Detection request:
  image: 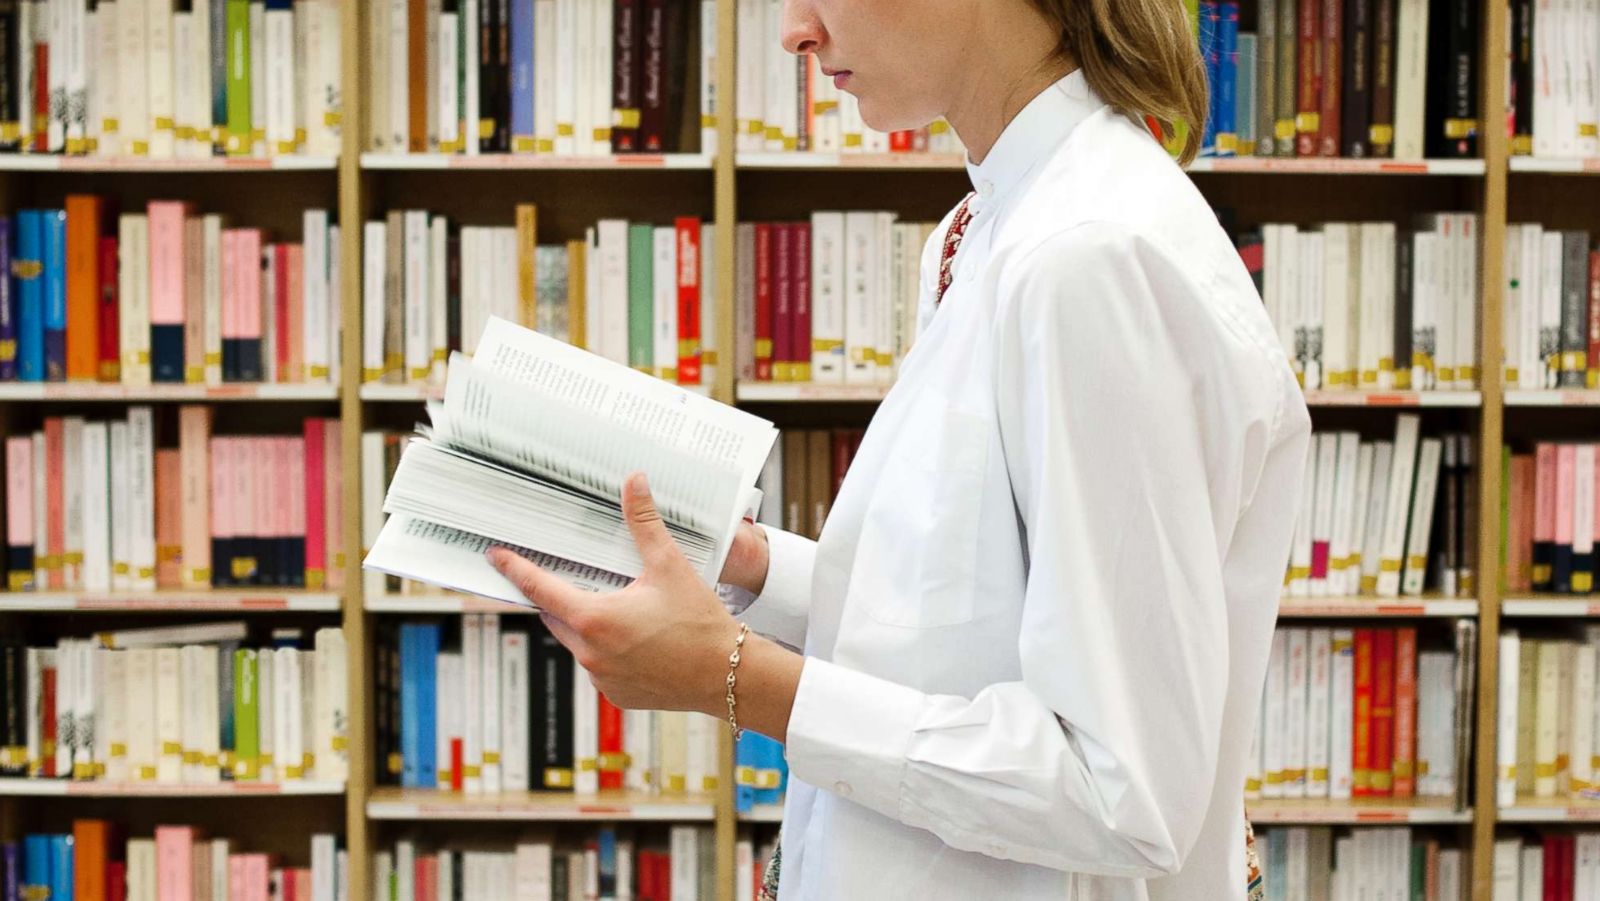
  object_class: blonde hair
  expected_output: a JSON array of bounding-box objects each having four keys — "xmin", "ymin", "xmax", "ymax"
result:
[{"xmin": 1029, "ymin": 0, "xmax": 1209, "ymax": 164}]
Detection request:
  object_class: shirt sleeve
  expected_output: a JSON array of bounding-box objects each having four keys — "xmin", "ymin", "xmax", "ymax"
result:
[
  {"xmin": 784, "ymin": 223, "xmax": 1275, "ymax": 878},
  {"xmin": 730, "ymin": 526, "xmax": 816, "ymax": 651}
]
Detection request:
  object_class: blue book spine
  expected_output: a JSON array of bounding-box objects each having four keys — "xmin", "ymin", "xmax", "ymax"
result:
[
  {"xmin": 219, "ymin": 642, "xmax": 238, "ymax": 780},
  {"xmin": 20, "ymin": 837, "xmax": 48, "ymax": 901},
  {"xmin": 1216, "ymin": 2, "xmax": 1239, "ymax": 156},
  {"xmin": 13, "ymin": 211, "xmax": 43, "ymax": 383},
  {"xmin": 41, "ymin": 211, "xmax": 65, "ymax": 382},
  {"xmin": 416, "ymin": 624, "xmax": 438, "ymax": 787},
  {"xmin": 49, "ymin": 836, "xmax": 71, "ymax": 901},
  {"xmin": 509, "ymin": 0, "xmax": 535, "ymax": 149},
  {"xmin": 756, "ymin": 734, "xmax": 785, "ymax": 805},
  {"xmin": 1199, "ymin": 1, "xmax": 1219, "ymax": 156},
  {"xmin": 399, "ymin": 624, "xmax": 421, "ymax": 787},
  {"xmin": 597, "ymin": 828, "xmax": 616, "ymax": 897},
  {"xmin": 2, "ymin": 842, "xmax": 18, "ymax": 901},
  {"xmin": 0, "ymin": 218, "xmax": 13, "ymax": 382},
  {"xmin": 734, "ymin": 732, "xmax": 756, "ymax": 813}
]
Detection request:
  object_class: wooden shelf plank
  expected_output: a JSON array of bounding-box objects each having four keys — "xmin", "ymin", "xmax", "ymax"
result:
[
  {"xmin": 737, "ymin": 151, "xmax": 967, "ymax": 170},
  {"xmin": 0, "ymin": 383, "xmax": 339, "ymax": 401},
  {"xmin": 0, "ymin": 155, "xmax": 338, "ymax": 172},
  {"xmin": 1302, "ymin": 390, "xmax": 1482, "ymax": 408},
  {"xmin": 734, "ymin": 383, "xmax": 1483, "ymax": 407},
  {"xmin": 735, "ymin": 382, "xmax": 891, "ymax": 402},
  {"xmin": 366, "ymin": 787, "xmax": 716, "ymax": 821},
  {"xmin": 1187, "ymin": 158, "xmax": 1486, "ymax": 175},
  {"xmin": 1246, "ymin": 797, "xmax": 1470, "ymax": 824},
  {"xmin": 1501, "ymin": 596, "xmax": 1600, "ymax": 617},
  {"xmin": 359, "ymin": 383, "xmax": 445, "ymax": 402},
  {"xmin": 1498, "ymin": 798, "xmax": 1600, "ymax": 822},
  {"xmin": 0, "ymin": 779, "xmax": 346, "ymax": 797},
  {"xmin": 0, "ymin": 590, "xmax": 342, "ymax": 612},
  {"xmin": 360, "ymin": 153, "xmax": 715, "ymax": 170},
  {"xmin": 1504, "ymin": 389, "xmax": 1600, "ymax": 407},
  {"xmin": 365, "ymin": 594, "xmax": 535, "ymax": 615},
  {"xmin": 1277, "ymin": 598, "xmax": 1478, "ymax": 618},
  {"xmin": 1509, "ymin": 157, "xmax": 1600, "ymax": 174},
  {"xmin": 736, "ymin": 804, "xmax": 785, "ymax": 823}
]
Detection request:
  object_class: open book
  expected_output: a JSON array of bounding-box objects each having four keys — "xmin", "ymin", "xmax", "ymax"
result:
[{"xmin": 362, "ymin": 316, "xmax": 777, "ymax": 607}]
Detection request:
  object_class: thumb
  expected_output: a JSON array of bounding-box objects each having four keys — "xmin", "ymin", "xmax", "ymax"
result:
[
  {"xmin": 487, "ymin": 547, "xmax": 594, "ymax": 625},
  {"xmin": 622, "ymin": 472, "xmax": 682, "ymax": 575}
]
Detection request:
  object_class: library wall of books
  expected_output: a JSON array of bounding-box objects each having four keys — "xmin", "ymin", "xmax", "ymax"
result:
[{"xmin": 1, "ymin": 0, "xmax": 1599, "ymax": 897}]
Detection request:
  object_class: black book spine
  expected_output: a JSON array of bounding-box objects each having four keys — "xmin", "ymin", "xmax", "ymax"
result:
[
  {"xmin": 639, "ymin": 0, "xmax": 665, "ymax": 152},
  {"xmin": 0, "ymin": 0, "xmax": 17, "ymax": 150},
  {"xmin": 1393, "ymin": 231, "xmax": 1414, "ymax": 389},
  {"xmin": 1342, "ymin": 0, "xmax": 1372, "ymax": 156},
  {"xmin": 1, "ymin": 643, "xmax": 17, "ymax": 776},
  {"xmin": 533, "ymin": 627, "xmax": 574, "ymax": 790},
  {"xmin": 446, "ymin": 231, "xmax": 461, "ymax": 354},
  {"xmin": 492, "ymin": 0, "xmax": 510, "ymax": 152},
  {"xmin": 1511, "ymin": 0, "xmax": 1533, "ymax": 153},
  {"xmin": 1443, "ymin": 0, "xmax": 1477, "ymax": 157},
  {"xmin": 611, "ymin": 0, "xmax": 640, "ymax": 153},
  {"xmin": 478, "ymin": 0, "xmax": 496, "ymax": 153},
  {"xmin": 1437, "ymin": 433, "xmax": 1460, "ymax": 595},
  {"xmin": 663, "ymin": 0, "xmax": 688, "ymax": 152}
]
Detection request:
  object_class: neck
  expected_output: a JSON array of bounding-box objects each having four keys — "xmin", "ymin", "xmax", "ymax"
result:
[{"xmin": 948, "ymin": 56, "xmax": 1077, "ymax": 165}]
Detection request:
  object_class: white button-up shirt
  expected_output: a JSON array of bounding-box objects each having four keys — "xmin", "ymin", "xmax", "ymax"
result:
[{"xmin": 738, "ymin": 70, "xmax": 1310, "ymax": 900}]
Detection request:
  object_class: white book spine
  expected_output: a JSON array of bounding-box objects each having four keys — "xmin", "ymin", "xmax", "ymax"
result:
[
  {"xmin": 62, "ymin": 417, "xmax": 84, "ymax": 588},
  {"xmin": 570, "ymin": 0, "xmax": 593, "ymax": 156},
  {"xmin": 80, "ymin": 422, "xmax": 110, "ymax": 591},
  {"xmin": 328, "ymin": 224, "xmax": 343, "ymax": 379},
  {"xmin": 23, "ymin": 651, "xmax": 42, "ymax": 776},
  {"xmin": 653, "ymin": 226, "xmax": 678, "ymax": 381},
  {"xmin": 735, "ymin": 0, "xmax": 764, "ymax": 152},
  {"xmin": 362, "ymin": 221, "xmax": 387, "ymax": 381},
  {"xmin": 1409, "ymin": 231, "xmax": 1436, "ymax": 390},
  {"xmin": 625, "ymin": 707, "xmax": 655, "ymax": 792},
  {"xmin": 119, "ymin": 215, "xmax": 152, "ymax": 384},
  {"xmin": 1393, "ymin": 0, "xmax": 1429, "ymax": 158},
  {"xmin": 1289, "ymin": 441, "xmax": 1315, "ymax": 596},
  {"xmin": 1309, "ymin": 433, "xmax": 1338, "ymax": 596},
  {"xmin": 403, "ymin": 210, "xmax": 431, "ymax": 381},
  {"xmin": 700, "ymin": 223, "xmax": 718, "ymax": 390},
  {"xmin": 1520, "ymin": 224, "xmax": 1545, "ymax": 389},
  {"xmin": 1329, "ymin": 629, "xmax": 1355, "ymax": 800},
  {"xmin": 312, "ymin": 834, "xmax": 337, "ymax": 901},
  {"xmin": 304, "ymin": 210, "xmax": 331, "ymax": 382},
  {"xmin": 810, "ymin": 212, "xmax": 846, "ymax": 383},
  {"xmin": 532, "ymin": 0, "xmax": 556, "ymax": 152},
  {"xmin": 590, "ymin": 0, "xmax": 611, "ymax": 155},
  {"xmin": 1305, "ymin": 628, "xmax": 1332, "ymax": 798},
  {"xmin": 1498, "ymin": 630, "xmax": 1522, "ymax": 807},
  {"xmin": 197, "ymin": 647, "xmax": 219, "ymax": 783},
  {"xmin": 1299, "ymin": 232, "xmax": 1325, "ymax": 390},
  {"xmin": 1504, "ymin": 227, "xmax": 1523, "ymax": 386},
  {"xmin": 313, "ymin": 628, "xmax": 347, "ymax": 782},
  {"xmin": 1376, "ymin": 415, "xmax": 1422, "ymax": 597},
  {"xmin": 178, "ymin": 646, "xmax": 200, "ymax": 782},
  {"xmin": 387, "ymin": 0, "xmax": 406, "ymax": 150},
  {"xmin": 368, "ymin": 0, "xmax": 388, "ymax": 150},
  {"xmin": 1537, "ymin": 639, "xmax": 1561, "ymax": 797},
  {"xmin": 300, "ymin": 649, "xmax": 317, "ymax": 778},
  {"xmin": 257, "ymin": 647, "xmax": 277, "ymax": 782},
  {"xmin": 700, "ymin": 0, "xmax": 717, "ymax": 154},
  {"xmin": 128, "ymin": 406, "xmax": 157, "ymax": 589},
  {"xmin": 30, "ymin": 432, "xmax": 44, "ymax": 589},
  {"xmin": 45, "ymin": 0, "xmax": 64, "ymax": 151},
  {"xmin": 281, "ymin": 647, "xmax": 307, "ymax": 778},
  {"xmin": 145, "ymin": 0, "xmax": 175, "ymax": 156},
  {"xmin": 1262, "ymin": 629, "xmax": 1288, "ymax": 798},
  {"xmin": 436, "ymin": 650, "xmax": 463, "ymax": 788},
  {"xmin": 597, "ymin": 220, "xmax": 630, "ymax": 365},
  {"xmin": 1541, "ymin": 231, "xmax": 1564, "ymax": 387},
  {"xmin": 874, "ymin": 212, "xmax": 897, "ymax": 384},
  {"xmin": 430, "ymin": 216, "xmax": 448, "ymax": 383},
  {"xmin": 500, "ymin": 631, "xmax": 530, "ymax": 792},
  {"xmin": 1572, "ymin": 639, "xmax": 1597, "ymax": 796},
  {"xmin": 99, "ymin": 649, "xmax": 127, "ymax": 782},
  {"xmin": 153, "ymin": 647, "xmax": 182, "ymax": 781},
  {"xmin": 670, "ymin": 827, "xmax": 698, "ymax": 900},
  {"xmin": 56, "ymin": 642, "xmax": 77, "ymax": 777},
  {"xmin": 203, "ymin": 216, "xmax": 224, "ymax": 384},
  {"xmin": 688, "ymin": 712, "xmax": 716, "ymax": 793},
  {"xmin": 1343, "ymin": 443, "xmax": 1374, "ymax": 596},
  {"xmin": 170, "ymin": 7, "xmax": 195, "ymax": 158},
  {"xmin": 574, "ymin": 658, "xmax": 599, "ymax": 793},
  {"xmin": 843, "ymin": 211, "xmax": 877, "ymax": 385},
  {"xmin": 318, "ymin": 0, "xmax": 341, "ymax": 155},
  {"xmin": 480, "ymin": 613, "xmax": 502, "ymax": 793},
  {"xmin": 1283, "ymin": 628, "xmax": 1309, "ymax": 798},
  {"xmin": 1453, "ymin": 214, "xmax": 1478, "ymax": 387},
  {"xmin": 1399, "ymin": 437, "xmax": 1443, "ymax": 596},
  {"xmin": 362, "ymin": 431, "xmax": 387, "ymax": 598},
  {"xmin": 425, "ymin": 0, "xmax": 440, "ymax": 152},
  {"xmin": 553, "ymin": 0, "xmax": 576, "ymax": 154},
  {"xmin": 1320, "ymin": 224, "xmax": 1351, "ymax": 387}
]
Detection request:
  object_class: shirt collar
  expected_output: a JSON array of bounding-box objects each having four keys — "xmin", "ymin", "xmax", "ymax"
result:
[{"xmin": 963, "ymin": 69, "xmax": 1103, "ymax": 208}]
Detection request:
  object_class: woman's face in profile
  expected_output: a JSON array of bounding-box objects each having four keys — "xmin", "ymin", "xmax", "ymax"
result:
[{"xmin": 779, "ymin": 0, "xmax": 967, "ymax": 133}]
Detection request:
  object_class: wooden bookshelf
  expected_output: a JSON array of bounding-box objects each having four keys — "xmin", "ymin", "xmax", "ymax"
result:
[
  {"xmin": 1498, "ymin": 798, "xmax": 1600, "ymax": 822},
  {"xmin": 366, "ymin": 787, "xmax": 717, "ymax": 822},
  {"xmin": 1508, "ymin": 157, "xmax": 1600, "ymax": 174},
  {"xmin": 737, "ymin": 151, "xmax": 968, "ymax": 171},
  {"xmin": 1275, "ymin": 597, "xmax": 1479, "ymax": 618},
  {"xmin": 1500, "ymin": 596, "xmax": 1600, "ymax": 618},
  {"xmin": 1186, "ymin": 157, "xmax": 1487, "ymax": 176},
  {"xmin": 1503, "ymin": 389, "xmax": 1600, "ymax": 406},
  {"xmin": 1246, "ymin": 797, "xmax": 1473, "ymax": 825},
  {"xmin": 0, "ymin": 383, "xmax": 340, "ymax": 402},
  {"xmin": 361, "ymin": 152, "xmax": 716, "ymax": 170},
  {"xmin": 0, "ymin": 589, "xmax": 342, "ymax": 612},
  {"xmin": 0, "ymin": 779, "xmax": 347, "ymax": 797},
  {"xmin": 0, "ymin": 155, "xmax": 339, "ymax": 173}
]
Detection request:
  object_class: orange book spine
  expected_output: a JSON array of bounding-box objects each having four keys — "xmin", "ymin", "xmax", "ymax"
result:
[
  {"xmin": 155, "ymin": 449, "xmax": 183, "ymax": 588},
  {"xmin": 286, "ymin": 244, "xmax": 304, "ymax": 383},
  {"xmin": 1391, "ymin": 627, "xmax": 1418, "ymax": 797},
  {"xmin": 179, "ymin": 405, "xmax": 213, "ymax": 588},
  {"xmin": 65, "ymin": 195, "xmax": 103, "ymax": 381},
  {"xmin": 72, "ymin": 819, "xmax": 110, "ymax": 901},
  {"xmin": 408, "ymin": 0, "xmax": 427, "ymax": 152},
  {"xmin": 1369, "ymin": 628, "xmax": 1397, "ymax": 796},
  {"xmin": 1352, "ymin": 628, "xmax": 1374, "ymax": 796},
  {"xmin": 323, "ymin": 418, "xmax": 343, "ymax": 590},
  {"xmin": 44, "ymin": 418, "xmax": 65, "ymax": 589},
  {"xmin": 184, "ymin": 217, "xmax": 206, "ymax": 383}
]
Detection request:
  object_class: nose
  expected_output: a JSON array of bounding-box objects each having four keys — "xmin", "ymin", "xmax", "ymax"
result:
[{"xmin": 781, "ymin": 0, "xmax": 825, "ymax": 55}]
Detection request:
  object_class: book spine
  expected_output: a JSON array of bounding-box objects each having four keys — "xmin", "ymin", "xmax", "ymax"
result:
[
  {"xmin": 1352, "ymin": 628, "xmax": 1374, "ymax": 796},
  {"xmin": 1295, "ymin": 0, "xmax": 1319, "ymax": 155},
  {"xmin": 674, "ymin": 218, "xmax": 702, "ymax": 385},
  {"xmin": 42, "ymin": 209, "xmax": 65, "ymax": 380},
  {"xmin": 64, "ymin": 195, "xmax": 101, "ymax": 381},
  {"xmin": 639, "ymin": 0, "xmax": 664, "ymax": 151},
  {"xmin": 147, "ymin": 201, "xmax": 190, "ymax": 382},
  {"xmin": 14, "ymin": 211, "xmax": 42, "ymax": 382},
  {"xmin": 753, "ymin": 223, "xmax": 772, "ymax": 380},
  {"xmin": 1341, "ymin": 0, "xmax": 1371, "ymax": 156},
  {"xmin": 792, "ymin": 221, "xmax": 812, "ymax": 384}
]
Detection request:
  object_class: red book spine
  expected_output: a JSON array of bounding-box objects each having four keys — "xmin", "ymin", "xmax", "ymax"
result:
[
  {"xmin": 793, "ymin": 222, "xmax": 812, "ymax": 383},
  {"xmin": 97, "ymin": 236, "xmax": 119, "ymax": 382},
  {"xmin": 675, "ymin": 218, "xmax": 702, "ymax": 386},
  {"xmin": 1296, "ymin": 0, "xmax": 1322, "ymax": 156},
  {"xmin": 107, "ymin": 862, "xmax": 127, "ymax": 901},
  {"xmin": 753, "ymin": 224, "xmax": 773, "ymax": 381},
  {"xmin": 1352, "ymin": 628, "xmax": 1374, "ymax": 796},
  {"xmin": 598, "ymin": 694, "xmax": 624, "ymax": 790},
  {"xmin": 1319, "ymin": 0, "xmax": 1343, "ymax": 156},
  {"xmin": 450, "ymin": 737, "xmax": 464, "ymax": 792},
  {"xmin": 303, "ymin": 419, "xmax": 326, "ymax": 589},
  {"xmin": 31, "ymin": 50, "xmax": 46, "ymax": 153},
  {"xmin": 1544, "ymin": 835, "xmax": 1558, "ymax": 901},
  {"xmin": 1561, "ymin": 835, "xmax": 1576, "ymax": 900},
  {"xmin": 274, "ymin": 244, "xmax": 291, "ymax": 382},
  {"xmin": 772, "ymin": 224, "xmax": 793, "ymax": 382},
  {"xmin": 890, "ymin": 130, "xmax": 913, "ymax": 152},
  {"xmin": 1369, "ymin": 628, "xmax": 1396, "ymax": 796},
  {"xmin": 1588, "ymin": 250, "xmax": 1600, "ymax": 388},
  {"xmin": 1391, "ymin": 627, "xmax": 1418, "ymax": 797}
]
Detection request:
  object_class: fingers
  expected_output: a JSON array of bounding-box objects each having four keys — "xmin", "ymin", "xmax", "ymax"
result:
[
  {"xmin": 487, "ymin": 548, "xmax": 593, "ymax": 624},
  {"xmin": 622, "ymin": 472, "xmax": 684, "ymax": 575}
]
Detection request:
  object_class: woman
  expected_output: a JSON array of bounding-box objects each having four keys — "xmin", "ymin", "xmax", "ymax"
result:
[{"xmin": 488, "ymin": 0, "xmax": 1311, "ymax": 897}]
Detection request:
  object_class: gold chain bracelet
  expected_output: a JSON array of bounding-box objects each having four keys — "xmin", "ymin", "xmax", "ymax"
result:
[{"xmin": 726, "ymin": 623, "xmax": 751, "ymax": 740}]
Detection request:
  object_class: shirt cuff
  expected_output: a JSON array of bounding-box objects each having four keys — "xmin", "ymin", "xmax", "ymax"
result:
[
  {"xmin": 785, "ymin": 657, "xmax": 927, "ymax": 822},
  {"xmin": 756, "ymin": 526, "xmax": 815, "ymax": 620}
]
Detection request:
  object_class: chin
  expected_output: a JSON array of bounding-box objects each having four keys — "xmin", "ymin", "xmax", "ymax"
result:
[{"xmin": 855, "ymin": 95, "xmax": 936, "ymax": 135}]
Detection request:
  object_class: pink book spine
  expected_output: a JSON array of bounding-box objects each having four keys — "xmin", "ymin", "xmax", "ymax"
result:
[
  {"xmin": 254, "ymin": 437, "xmax": 275, "ymax": 584},
  {"xmin": 287, "ymin": 435, "xmax": 306, "ymax": 589},
  {"xmin": 7, "ymin": 436, "xmax": 34, "ymax": 569},
  {"xmin": 234, "ymin": 437, "xmax": 255, "ymax": 584},
  {"xmin": 245, "ymin": 854, "xmax": 271, "ymax": 901},
  {"xmin": 323, "ymin": 418, "xmax": 342, "ymax": 590},
  {"xmin": 155, "ymin": 825, "xmax": 195, "ymax": 901},
  {"xmin": 221, "ymin": 232, "xmax": 237, "ymax": 370},
  {"xmin": 286, "ymin": 245, "xmax": 304, "ymax": 383},
  {"xmin": 273, "ymin": 245, "xmax": 290, "ymax": 382},
  {"xmin": 793, "ymin": 221, "xmax": 812, "ymax": 383},
  {"xmin": 1535, "ymin": 443, "xmax": 1558, "ymax": 545},
  {"xmin": 292, "ymin": 868, "xmax": 311, "ymax": 901},
  {"xmin": 229, "ymin": 856, "xmax": 247, "ymax": 900},
  {"xmin": 210, "ymin": 436, "xmax": 230, "ymax": 586},
  {"xmin": 147, "ymin": 202, "xmax": 189, "ymax": 330},
  {"xmin": 302, "ymin": 421, "xmax": 326, "ymax": 589},
  {"xmin": 179, "ymin": 405, "xmax": 213, "ymax": 588},
  {"xmin": 238, "ymin": 230, "xmax": 264, "ymax": 346},
  {"xmin": 1559, "ymin": 444, "xmax": 1577, "ymax": 550}
]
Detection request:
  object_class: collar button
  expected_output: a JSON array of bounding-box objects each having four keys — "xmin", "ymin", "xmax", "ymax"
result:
[{"xmin": 978, "ymin": 179, "xmax": 995, "ymax": 198}]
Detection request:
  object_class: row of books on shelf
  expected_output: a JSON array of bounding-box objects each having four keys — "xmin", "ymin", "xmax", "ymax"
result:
[
  {"xmin": 1503, "ymin": 444, "xmax": 1600, "ymax": 596},
  {"xmin": 367, "ymin": 0, "xmax": 713, "ymax": 158},
  {"xmin": 751, "ymin": 429, "xmax": 863, "ymax": 542},
  {"xmin": 1496, "ymin": 630, "xmax": 1600, "ymax": 805},
  {"xmin": 734, "ymin": 216, "xmax": 934, "ymax": 386},
  {"xmin": 0, "ymin": 625, "xmax": 348, "ymax": 785},
  {"xmin": 1286, "ymin": 422, "xmax": 1473, "ymax": 601},
  {"xmin": 376, "ymin": 617, "xmax": 719, "ymax": 796},
  {"xmin": 1492, "ymin": 832, "xmax": 1600, "ymax": 900},
  {"xmin": 1193, "ymin": 0, "xmax": 1477, "ymax": 160},
  {"xmin": 735, "ymin": 0, "xmax": 962, "ymax": 156},
  {"xmin": 360, "ymin": 211, "xmax": 718, "ymax": 389},
  {"xmin": 375, "ymin": 827, "xmax": 712, "ymax": 901},
  {"xmin": 1241, "ymin": 216, "xmax": 1480, "ymax": 394},
  {"xmin": 1249, "ymin": 623, "xmax": 1475, "ymax": 804},
  {"xmin": 5, "ymin": 827, "xmax": 344, "ymax": 901},
  {"xmin": 2, "ymin": 411, "xmax": 345, "ymax": 593},
  {"xmin": 4, "ymin": 203, "xmax": 340, "ymax": 386},
  {"xmin": 0, "ymin": 0, "xmax": 342, "ymax": 159},
  {"xmin": 1502, "ymin": 225, "xmax": 1600, "ymax": 392},
  {"xmin": 1509, "ymin": 0, "xmax": 1600, "ymax": 160},
  {"xmin": 1256, "ymin": 827, "xmax": 1465, "ymax": 901}
]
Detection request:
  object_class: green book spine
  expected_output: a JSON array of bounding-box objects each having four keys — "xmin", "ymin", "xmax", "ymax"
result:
[
  {"xmin": 627, "ymin": 224, "xmax": 654, "ymax": 372},
  {"xmin": 1409, "ymin": 842, "xmax": 1424, "ymax": 900},
  {"xmin": 233, "ymin": 648, "xmax": 260, "ymax": 779},
  {"xmin": 225, "ymin": 0, "xmax": 252, "ymax": 155}
]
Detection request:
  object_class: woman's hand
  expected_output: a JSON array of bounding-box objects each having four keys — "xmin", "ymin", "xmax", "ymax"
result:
[
  {"xmin": 720, "ymin": 518, "xmax": 771, "ymax": 597},
  {"xmin": 486, "ymin": 472, "xmax": 742, "ymax": 715}
]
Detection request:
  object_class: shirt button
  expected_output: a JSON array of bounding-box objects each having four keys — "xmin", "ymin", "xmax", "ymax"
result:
[
  {"xmin": 978, "ymin": 179, "xmax": 995, "ymax": 198},
  {"xmin": 833, "ymin": 780, "xmax": 853, "ymax": 798}
]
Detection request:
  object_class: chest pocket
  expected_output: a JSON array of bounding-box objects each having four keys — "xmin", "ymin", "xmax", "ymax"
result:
[{"xmin": 853, "ymin": 394, "xmax": 990, "ymax": 628}]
